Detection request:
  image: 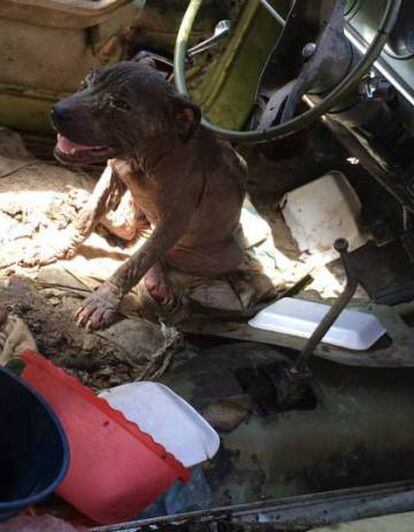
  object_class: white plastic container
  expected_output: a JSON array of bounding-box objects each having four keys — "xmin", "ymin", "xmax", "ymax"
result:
[
  {"xmin": 281, "ymin": 171, "xmax": 367, "ymax": 261},
  {"xmin": 99, "ymin": 382, "xmax": 220, "ymax": 467},
  {"xmin": 249, "ymin": 297, "xmax": 386, "ymax": 351}
]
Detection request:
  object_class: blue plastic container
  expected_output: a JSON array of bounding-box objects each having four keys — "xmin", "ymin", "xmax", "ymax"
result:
[{"xmin": 0, "ymin": 366, "xmax": 69, "ymax": 521}]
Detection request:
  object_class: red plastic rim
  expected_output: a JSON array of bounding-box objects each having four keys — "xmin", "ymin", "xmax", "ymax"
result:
[{"xmin": 22, "ymin": 351, "xmax": 190, "ymax": 482}]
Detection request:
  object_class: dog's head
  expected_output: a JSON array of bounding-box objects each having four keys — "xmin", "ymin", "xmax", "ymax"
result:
[{"xmin": 52, "ymin": 61, "xmax": 201, "ymax": 165}]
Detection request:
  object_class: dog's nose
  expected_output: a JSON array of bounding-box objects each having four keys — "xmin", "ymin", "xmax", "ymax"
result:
[{"xmin": 51, "ymin": 103, "xmax": 71, "ymax": 126}]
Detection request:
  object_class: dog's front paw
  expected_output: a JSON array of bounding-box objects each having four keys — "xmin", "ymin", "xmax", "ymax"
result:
[
  {"xmin": 20, "ymin": 227, "xmax": 80, "ymax": 267},
  {"xmin": 75, "ymin": 282, "xmax": 122, "ymax": 330},
  {"xmin": 20, "ymin": 244, "xmax": 59, "ymax": 267}
]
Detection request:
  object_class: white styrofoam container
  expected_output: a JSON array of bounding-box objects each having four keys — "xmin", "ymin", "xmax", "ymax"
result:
[
  {"xmin": 99, "ymin": 382, "xmax": 220, "ymax": 467},
  {"xmin": 248, "ymin": 297, "xmax": 386, "ymax": 351}
]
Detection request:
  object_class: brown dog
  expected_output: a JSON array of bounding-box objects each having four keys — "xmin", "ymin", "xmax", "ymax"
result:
[{"xmin": 33, "ymin": 62, "xmax": 247, "ymax": 329}]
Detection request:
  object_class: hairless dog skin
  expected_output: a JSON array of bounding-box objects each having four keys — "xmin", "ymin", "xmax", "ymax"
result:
[{"xmin": 34, "ymin": 62, "xmax": 247, "ymax": 330}]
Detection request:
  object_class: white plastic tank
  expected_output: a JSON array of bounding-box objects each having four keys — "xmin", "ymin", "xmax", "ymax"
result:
[{"xmin": 281, "ymin": 171, "xmax": 367, "ymax": 262}]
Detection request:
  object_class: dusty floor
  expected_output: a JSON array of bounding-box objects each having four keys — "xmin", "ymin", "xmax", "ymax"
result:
[{"xmin": 0, "ymin": 274, "xmax": 188, "ymax": 390}]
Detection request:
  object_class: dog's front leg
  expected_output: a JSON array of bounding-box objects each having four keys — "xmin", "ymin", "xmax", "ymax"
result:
[
  {"xmin": 22, "ymin": 164, "xmax": 122, "ymax": 266},
  {"xmin": 67, "ymin": 165, "xmax": 123, "ymax": 253},
  {"xmin": 75, "ymin": 213, "xmax": 191, "ymax": 330}
]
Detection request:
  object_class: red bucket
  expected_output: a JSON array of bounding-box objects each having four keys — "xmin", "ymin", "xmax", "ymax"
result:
[{"xmin": 22, "ymin": 352, "xmax": 189, "ymax": 525}]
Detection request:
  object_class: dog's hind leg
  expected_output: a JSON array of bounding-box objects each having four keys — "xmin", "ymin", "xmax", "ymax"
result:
[
  {"xmin": 166, "ymin": 239, "xmax": 244, "ymax": 276},
  {"xmin": 144, "ymin": 260, "xmax": 175, "ymax": 306}
]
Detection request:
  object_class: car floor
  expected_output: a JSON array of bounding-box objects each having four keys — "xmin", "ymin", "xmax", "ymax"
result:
[{"xmin": 1, "ymin": 126, "xmax": 414, "ymax": 527}]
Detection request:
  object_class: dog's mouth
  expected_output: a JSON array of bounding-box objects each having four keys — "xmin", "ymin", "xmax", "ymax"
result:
[{"xmin": 54, "ymin": 134, "xmax": 116, "ymax": 165}]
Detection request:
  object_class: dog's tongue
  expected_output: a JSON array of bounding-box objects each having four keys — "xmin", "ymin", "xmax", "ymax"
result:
[{"xmin": 57, "ymin": 134, "xmax": 97, "ymax": 154}]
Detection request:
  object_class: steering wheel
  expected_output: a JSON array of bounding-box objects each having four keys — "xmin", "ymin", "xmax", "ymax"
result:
[{"xmin": 174, "ymin": 0, "xmax": 402, "ymax": 143}]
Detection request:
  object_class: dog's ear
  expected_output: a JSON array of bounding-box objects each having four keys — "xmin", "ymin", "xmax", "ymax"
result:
[
  {"xmin": 172, "ymin": 95, "xmax": 201, "ymax": 141},
  {"xmin": 133, "ymin": 51, "xmax": 157, "ymax": 70}
]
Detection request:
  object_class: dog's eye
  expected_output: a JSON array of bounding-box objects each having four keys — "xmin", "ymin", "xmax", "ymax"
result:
[
  {"xmin": 79, "ymin": 79, "xmax": 89, "ymax": 90},
  {"xmin": 108, "ymin": 95, "xmax": 131, "ymax": 111},
  {"xmin": 80, "ymin": 69, "xmax": 96, "ymax": 90}
]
